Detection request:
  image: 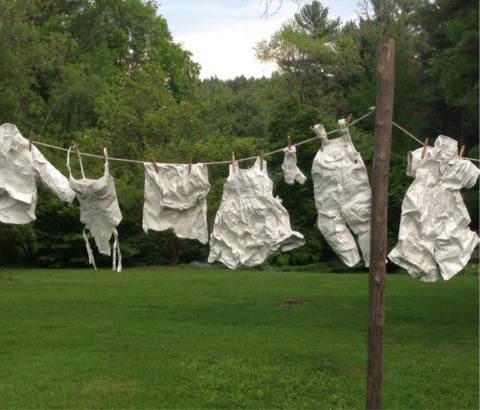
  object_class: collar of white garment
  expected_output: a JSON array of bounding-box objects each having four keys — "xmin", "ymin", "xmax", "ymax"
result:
[
  {"xmin": 431, "ymin": 135, "xmax": 458, "ymax": 165},
  {"xmin": 0, "ymin": 123, "xmax": 23, "ymax": 154}
]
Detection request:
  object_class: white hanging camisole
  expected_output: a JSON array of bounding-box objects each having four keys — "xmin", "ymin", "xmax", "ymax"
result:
[{"xmin": 67, "ymin": 147, "xmax": 123, "ymax": 272}]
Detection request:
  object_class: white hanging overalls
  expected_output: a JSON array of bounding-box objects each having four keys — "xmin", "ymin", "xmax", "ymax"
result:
[
  {"xmin": 311, "ymin": 120, "xmax": 371, "ymax": 267},
  {"xmin": 67, "ymin": 147, "xmax": 123, "ymax": 272}
]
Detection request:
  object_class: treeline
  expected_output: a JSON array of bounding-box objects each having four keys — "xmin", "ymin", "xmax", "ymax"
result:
[{"xmin": 0, "ymin": 0, "xmax": 477, "ymax": 268}]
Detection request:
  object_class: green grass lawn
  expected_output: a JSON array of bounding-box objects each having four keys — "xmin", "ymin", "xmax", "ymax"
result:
[{"xmin": 0, "ymin": 267, "xmax": 477, "ymax": 409}]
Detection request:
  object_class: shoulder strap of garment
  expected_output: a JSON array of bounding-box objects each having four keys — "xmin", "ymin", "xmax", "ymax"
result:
[
  {"xmin": 313, "ymin": 124, "xmax": 328, "ymax": 146},
  {"xmin": 229, "ymin": 157, "xmax": 237, "ymax": 175},
  {"xmin": 338, "ymin": 119, "xmax": 353, "ymax": 144},
  {"xmin": 257, "ymin": 156, "xmax": 268, "ymax": 173},
  {"xmin": 103, "ymin": 147, "xmax": 110, "ymax": 175},
  {"xmin": 66, "ymin": 146, "xmax": 86, "ymax": 178},
  {"xmin": 66, "ymin": 146, "xmax": 73, "ymax": 176}
]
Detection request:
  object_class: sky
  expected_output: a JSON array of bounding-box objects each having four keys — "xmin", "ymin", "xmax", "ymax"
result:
[{"xmin": 158, "ymin": 0, "xmax": 358, "ymax": 80}]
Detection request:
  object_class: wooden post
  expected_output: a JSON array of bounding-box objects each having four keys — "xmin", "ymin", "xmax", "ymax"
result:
[{"xmin": 366, "ymin": 38, "xmax": 395, "ymax": 410}]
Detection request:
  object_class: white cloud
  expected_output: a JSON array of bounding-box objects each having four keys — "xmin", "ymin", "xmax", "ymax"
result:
[
  {"xmin": 174, "ymin": 4, "xmax": 299, "ymax": 79},
  {"xmin": 162, "ymin": 0, "xmax": 358, "ymax": 80},
  {"xmin": 177, "ymin": 22, "xmax": 274, "ymax": 79}
]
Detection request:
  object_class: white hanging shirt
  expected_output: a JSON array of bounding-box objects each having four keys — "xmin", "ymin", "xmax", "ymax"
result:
[
  {"xmin": 143, "ymin": 162, "xmax": 210, "ymax": 244},
  {"xmin": 0, "ymin": 123, "xmax": 75, "ymax": 224},
  {"xmin": 208, "ymin": 157, "xmax": 305, "ymax": 269},
  {"xmin": 282, "ymin": 146, "xmax": 307, "ymax": 185},
  {"xmin": 388, "ymin": 135, "xmax": 479, "ymax": 282},
  {"xmin": 67, "ymin": 147, "xmax": 123, "ymax": 272}
]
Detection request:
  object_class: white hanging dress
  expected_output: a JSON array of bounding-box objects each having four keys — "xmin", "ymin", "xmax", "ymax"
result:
[
  {"xmin": 208, "ymin": 157, "xmax": 305, "ymax": 269},
  {"xmin": 67, "ymin": 147, "xmax": 123, "ymax": 272}
]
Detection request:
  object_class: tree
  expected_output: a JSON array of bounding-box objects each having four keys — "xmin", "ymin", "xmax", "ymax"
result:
[{"xmin": 256, "ymin": 2, "xmax": 363, "ymax": 110}]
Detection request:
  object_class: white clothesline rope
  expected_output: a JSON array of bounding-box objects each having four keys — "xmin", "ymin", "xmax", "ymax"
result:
[
  {"xmin": 30, "ymin": 108, "xmax": 376, "ymax": 166},
  {"xmin": 30, "ymin": 107, "xmax": 479, "ymax": 165}
]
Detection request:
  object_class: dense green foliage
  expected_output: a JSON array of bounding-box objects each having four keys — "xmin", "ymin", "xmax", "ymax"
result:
[
  {"xmin": 0, "ymin": 0, "xmax": 478, "ymax": 267},
  {"xmin": 0, "ymin": 267, "xmax": 478, "ymax": 408}
]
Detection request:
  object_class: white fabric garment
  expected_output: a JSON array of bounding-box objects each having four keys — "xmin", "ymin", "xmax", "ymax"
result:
[
  {"xmin": 388, "ymin": 135, "xmax": 479, "ymax": 282},
  {"xmin": 311, "ymin": 121, "xmax": 371, "ymax": 267},
  {"xmin": 67, "ymin": 147, "xmax": 123, "ymax": 272},
  {"xmin": 0, "ymin": 123, "xmax": 75, "ymax": 224},
  {"xmin": 143, "ymin": 162, "xmax": 210, "ymax": 244},
  {"xmin": 208, "ymin": 157, "xmax": 305, "ymax": 269},
  {"xmin": 282, "ymin": 146, "xmax": 307, "ymax": 185}
]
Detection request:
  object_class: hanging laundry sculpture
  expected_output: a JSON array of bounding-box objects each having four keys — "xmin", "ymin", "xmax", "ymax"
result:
[
  {"xmin": 388, "ymin": 135, "xmax": 479, "ymax": 282},
  {"xmin": 3, "ymin": 110, "xmax": 478, "ymax": 277},
  {"xmin": 67, "ymin": 147, "xmax": 123, "ymax": 272},
  {"xmin": 208, "ymin": 156, "xmax": 304, "ymax": 269},
  {"xmin": 282, "ymin": 145, "xmax": 307, "ymax": 185},
  {"xmin": 143, "ymin": 162, "xmax": 210, "ymax": 244},
  {"xmin": 0, "ymin": 123, "xmax": 75, "ymax": 224},
  {"xmin": 311, "ymin": 120, "xmax": 371, "ymax": 267}
]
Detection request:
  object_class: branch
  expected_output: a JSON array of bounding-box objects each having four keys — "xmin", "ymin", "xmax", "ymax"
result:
[{"xmin": 260, "ymin": 0, "xmax": 301, "ymax": 18}]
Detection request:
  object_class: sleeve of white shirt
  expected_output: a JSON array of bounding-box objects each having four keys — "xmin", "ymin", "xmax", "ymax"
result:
[
  {"xmin": 32, "ymin": 145, "xmax": 76, "ymax": 203},
  {"xmin": 459, "ymin": 159, "xmax": 480, "ymax": 189},
  {"xmin": 406, "ymin": 148, "xmax": 426, "ymax": 178}
]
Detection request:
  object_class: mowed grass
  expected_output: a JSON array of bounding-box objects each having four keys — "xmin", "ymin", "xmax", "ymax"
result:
[{"xmin": 0, "ymin": 267, "xmax": 477, "ymax": 409}]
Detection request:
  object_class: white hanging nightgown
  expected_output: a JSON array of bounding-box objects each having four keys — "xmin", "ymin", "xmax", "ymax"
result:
[
  {"xmin": 388, "ymin": 135, "xmax": 479, "ymax": 282},
  {"xmin": 143, "ymin": 162, "xmax": 210, "ymax": 244},
  {"xmin": 0, "ymin": 123, "xmax": 75, "ymax": 224},
  {"xmin": 67, "ymin": 147, "xmax": 123, "ymax": 272},
  {"xmin": 208, "ymin": 157, "xmax": 305, "ymax": 269}
]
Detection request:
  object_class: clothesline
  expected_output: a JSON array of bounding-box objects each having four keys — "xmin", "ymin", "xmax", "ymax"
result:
[
  {"xmin": 392, "ymin": 121, "xmax": 480, "ymax": 162},
  {"xmin": 31, "ymin": 108, "xmax": 376, "ymax": 166},
  {"xmin": 30, "ymin": 107, "xmax": 480, "ymax": 164}
]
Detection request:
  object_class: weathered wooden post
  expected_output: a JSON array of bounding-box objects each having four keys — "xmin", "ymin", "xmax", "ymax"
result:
[{"xmin": 366, "ymin": 38, "xmax": 395, "ymax": 410}]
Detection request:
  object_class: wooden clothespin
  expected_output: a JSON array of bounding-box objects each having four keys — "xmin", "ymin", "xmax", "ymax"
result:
[
  {"xmin": 346, "ymin": 113, "xmax": 353, "ymax": 125},
  {"xmin": 287, "ymin": 136, "xmax": 292, "ymax": 151},
  {"xmin": 188, "ymin": 156, "xmax": 192, "ymax": 175},
  {"xmin": 150, "ymin": 154, "xmax": 159, "ymax": 173},
  {"xmin": 103, "ymin": 147, "xmax": 108, "ymax": 160},
  {"xmin": 310, "ymin": 126, "xmax": 323, "ymax": 151},
  {"xmin": 28, "ymin": 131, "xmax": 33, "ymax": 151},
  {"xmin": 459, "ymin": 145, "xmax": 466, "ymax": 159},
  {"xmin": 72, "ymin": 141, "xmax": 82, "ymax": 162},
  {"xmin": 260, "ymin": 150, "xmax": 265, "ymax": 170},
  {"xmin": 421, "ymin": 137, "xmax": 429, "ymax": 159},
  {"xmin": 231, "ymin": 152, "xmax": 236, "ymax": 166}
]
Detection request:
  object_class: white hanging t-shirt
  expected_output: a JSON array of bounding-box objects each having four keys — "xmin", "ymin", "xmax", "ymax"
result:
[
  {"xmin": 208, "ymin": 157, "xmax": 305, "ymax": 269},
  {"xmin": 67, "ymin": 147, "xmax": 123, "ymax": 272},
  {"xmin": 143, "ymin": 162, "xmax": 210, "ymax": 244},
  {"xmin": 0, "ymin": 123, "xmax": 75, "ymax": 224}
]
